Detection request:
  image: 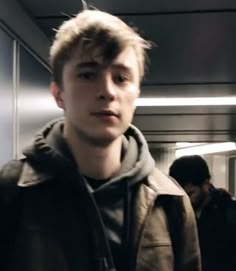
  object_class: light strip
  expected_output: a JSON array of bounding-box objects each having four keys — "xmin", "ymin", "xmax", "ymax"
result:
[
  {"xmin": 135, "ymin": 96, "xmax": 236, "ymax": 106},
  {"xmin": 175, "ymin": 142, "xmax": 236, "ymax": 158}
]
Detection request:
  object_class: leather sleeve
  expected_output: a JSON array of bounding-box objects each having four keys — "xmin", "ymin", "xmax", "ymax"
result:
[{"xmin": 178, "ymin": 194, "xmax": 202, "ymax": 271}]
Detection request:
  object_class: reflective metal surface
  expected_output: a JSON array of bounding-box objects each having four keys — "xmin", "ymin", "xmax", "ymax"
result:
[
  {"xmin": 0, "ymin": 27, "xmax": 14, "ymax": 166},
  {"xmin": 17, "ymin": 46, "xmax": 62, "ymax": 155}
]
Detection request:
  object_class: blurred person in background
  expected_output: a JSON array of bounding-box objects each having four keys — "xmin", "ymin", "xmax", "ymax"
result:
[{"xmin": 169, "ymin": 155, "xmax": 236, "ymax": 271}]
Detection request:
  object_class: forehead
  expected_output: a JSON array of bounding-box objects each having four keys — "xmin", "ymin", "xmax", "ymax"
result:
[
  {"xmin": 113, "ymin": 47, "xmax": 139, "ymax": 72},
  {"xmin": 69, "ymin": 46, "xmax": 139, "ymax": 74}
]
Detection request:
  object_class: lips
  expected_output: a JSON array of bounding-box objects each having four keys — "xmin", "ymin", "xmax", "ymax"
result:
[{"xmin": 91, "ymin": 109, "xmax": 119, "ymax": 117}]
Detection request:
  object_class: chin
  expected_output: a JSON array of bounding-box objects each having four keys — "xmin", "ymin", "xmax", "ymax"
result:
[
  {"xmin": 89, "ymin": 134, "xmax": 119, "ymax": 146},
  {"xmin": 84, "ymin": 129, "xmax": 120, "ymax": 146},
  {"xmin": 77, "ymin": 124, "xmax": 126, "ymax": 145}
]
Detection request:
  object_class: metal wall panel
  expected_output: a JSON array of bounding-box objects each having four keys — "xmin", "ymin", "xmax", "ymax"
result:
[
  {"xmin": 133, "ymin": 104, "xmax": 236, "ymax": 142},
  {"xmin": 0, "ymin": 27, "xmax": 14, "ymax": 166},
  {"xmin": 123, "ymin": 13, "xmax": 236, "ymax": 85},
  {"xmin": 17, "ymin": 46, "xmax": 62, "ymax": 156}
]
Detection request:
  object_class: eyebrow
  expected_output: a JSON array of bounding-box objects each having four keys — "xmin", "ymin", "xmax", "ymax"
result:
[
  {"xmin": 111, "ymin": 63, "xmax": 133, "ymax": 73},
  {"xmin": 75, "ymin": 61, "xmax": 99, "ymax": 69},
  {"xmin": 76, "ymin": 61, "xmax": 132, "ymax": 70}
]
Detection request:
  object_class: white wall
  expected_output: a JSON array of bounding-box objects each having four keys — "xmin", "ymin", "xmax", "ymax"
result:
[
  {"xmin": 0, "ymin": 0, "xmax": 50, "ymax": 64},
  {"xmin": 204, "ymin": 155, "xmax": 228, "ymax": 189}
]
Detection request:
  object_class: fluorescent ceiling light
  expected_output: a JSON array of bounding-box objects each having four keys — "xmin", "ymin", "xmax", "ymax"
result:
[
  {"xmin": 135, "ymin": 96, "xmax": 236, "ymax": 106},
  {"xmin": 175, "ymin": 142, "xmax": 203, "ymax": 148},
  {"xmin": 175, "ymin": 142, "xmax": 236, "ymax": 157}
]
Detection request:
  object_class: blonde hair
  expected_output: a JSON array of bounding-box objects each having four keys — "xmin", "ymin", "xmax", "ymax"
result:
[{"xmin": 50, "ymin": 9, "xmax": 152, "ymax": 85}]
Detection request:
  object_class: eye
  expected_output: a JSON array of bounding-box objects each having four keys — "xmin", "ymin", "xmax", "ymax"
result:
[
  {"xmin": 115, "ymin": 74, "xmax": 130, "ymax": 84},
  {"xmin": 77, "ymin": 71, "xmax": 96, "ymax": 80}
]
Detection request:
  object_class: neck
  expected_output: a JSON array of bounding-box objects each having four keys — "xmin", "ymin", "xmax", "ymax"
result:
[
  {"xmin": 64, "ymin": 126, "xmax": 123, "ymax": 180},
  {"xmin": 195, "ymin": 194, "xmax": 210, "ymax": 218}
]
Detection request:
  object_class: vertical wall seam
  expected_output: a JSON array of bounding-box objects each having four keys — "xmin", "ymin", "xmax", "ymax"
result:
[{"xmin": 12, "ymin": 40, "xmax": 19, "ymax": 159}]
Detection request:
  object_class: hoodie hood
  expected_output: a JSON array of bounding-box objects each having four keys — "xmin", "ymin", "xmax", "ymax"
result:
[{"xmin": 22, "ymin": 118, "xmax": 156, "ymax": 189}]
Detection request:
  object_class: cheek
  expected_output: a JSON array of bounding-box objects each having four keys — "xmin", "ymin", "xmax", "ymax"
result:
[
  {"xmin": 193, "ymin": 191, "xmax": 203, "ymax": 202},
  {"xmin": 124, "ymin": 99, "xmax": 136, "ymax": 115},
  {"xmin": 124, "ymin": 89, "xmax": 139, "ymax": 108},
  {"xmin": 190, "ymin": 193, "xmax": 198, "ymax": 202}
]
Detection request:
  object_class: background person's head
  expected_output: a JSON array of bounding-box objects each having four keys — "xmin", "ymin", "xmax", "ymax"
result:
[{"xmin": 169, "ymin": 155, "xmax": 211, "ymax": 210}]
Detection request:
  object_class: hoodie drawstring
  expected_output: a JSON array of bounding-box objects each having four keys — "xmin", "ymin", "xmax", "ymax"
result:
[{"xmin": 76, "ymin": 173, "xmax": 116, "ymax": 271}]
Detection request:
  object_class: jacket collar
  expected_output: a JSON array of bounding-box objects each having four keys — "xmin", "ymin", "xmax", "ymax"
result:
[
  {"xmin": 147, "ymin": 167, "xmax": 185, "ymax": 196},
  {"xmin": 18, "ymin": 162, "xmax": 185, "ymax": 198},
  {"xmin": 18, "ymin": 162, "xmax": 54, "ymax": 187}
]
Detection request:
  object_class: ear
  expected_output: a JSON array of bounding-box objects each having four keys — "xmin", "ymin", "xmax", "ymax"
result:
[
  {"xmin": 50, "ymin": 81, "xmax": 65, "ymax": 109},
  {"xmin": 202, "ymin": 179, "xmax": 210, "ymax": 191}
]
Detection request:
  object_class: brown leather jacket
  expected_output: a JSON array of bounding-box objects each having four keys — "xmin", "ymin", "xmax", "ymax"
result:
[{"xmin": 1, "ymin": 161, "xmax": 201, "ymax": 271}]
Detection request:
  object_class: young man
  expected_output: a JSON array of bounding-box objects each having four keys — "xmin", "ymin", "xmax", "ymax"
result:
[
  {"xmin": 169, "ymin": 155, "xmax": 236, "ymax": 271},
  {"xmin": 0, "ymin": 8, "xmax": 200, "ymax": 271}
]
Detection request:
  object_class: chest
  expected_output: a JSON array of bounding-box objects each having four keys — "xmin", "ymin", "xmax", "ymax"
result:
[{"xmin": 9, "ymin": 185, "xmax": 94, "ymax": 271}]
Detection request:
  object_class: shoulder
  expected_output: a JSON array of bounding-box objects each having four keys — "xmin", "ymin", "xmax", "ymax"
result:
[
  {"xmin": 0, "ymin": 159, "xmax": 24, "ymax": 185},
  {"xmin": 226, "ymin": 196, "xmax": 236, "ymax": 224},
  {"xmin": 147, "ymin": 168, "xmax": 194, "ymax": 220},
  {"xmin": 147, "ymin": 167, "xmax": 185, "ymax": 197},
  {"xmin": 0, "ymin": 159, "xmax": 24, "ymax": 204}
]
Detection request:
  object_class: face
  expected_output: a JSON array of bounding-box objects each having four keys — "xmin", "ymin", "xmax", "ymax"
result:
[
  {"xmin": 183, "ymin": 182, "xmax": 209, "ymax": 210},
  {"xmin": 51, "ymin": 46, "xmax": 140, "ymax": 145}
]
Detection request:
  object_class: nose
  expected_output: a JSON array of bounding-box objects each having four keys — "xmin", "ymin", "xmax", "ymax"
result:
[{"xmin": 97, "ymin": 74, "xmax": 117, "ymax": 100}]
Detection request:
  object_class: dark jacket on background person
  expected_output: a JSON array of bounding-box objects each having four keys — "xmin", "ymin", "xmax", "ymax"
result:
[
  {"xmin": 0, "ymin": 118, "xmax": 201, "ymax": 271},
  {"xmin": 197, "ymin": 185, "xmax": 236, "ymax": 271}
]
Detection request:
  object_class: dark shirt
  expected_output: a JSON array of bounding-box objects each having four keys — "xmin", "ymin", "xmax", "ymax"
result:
[
  {"xmin": 197, "ymin": 186, "xmax": 236, "ymax": 271},
  {"xmin": 85, "ymin": 176, "xmax": 128, "ymax": 271}
]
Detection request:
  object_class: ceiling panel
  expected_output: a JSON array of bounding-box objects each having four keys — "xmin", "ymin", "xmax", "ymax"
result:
[
  {"xmin": 37, "ymin": 12, "xmax": 236, "ymax": 84},
  {"xmin": 93, "ymin": 0, "xmax": 236, "ymax": 14},
  {"xmin": 20, "ymin": 0, "xmax": 236, "ymax": 17},
  {"xmin": 127, "ymin": 13, "xmax": 236, "ymax": 84}
]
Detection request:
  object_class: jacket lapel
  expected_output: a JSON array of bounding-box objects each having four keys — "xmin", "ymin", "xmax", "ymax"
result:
[{"xmin": 131, "ymin": 168, "xmax": 185, "ymax": 268}]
